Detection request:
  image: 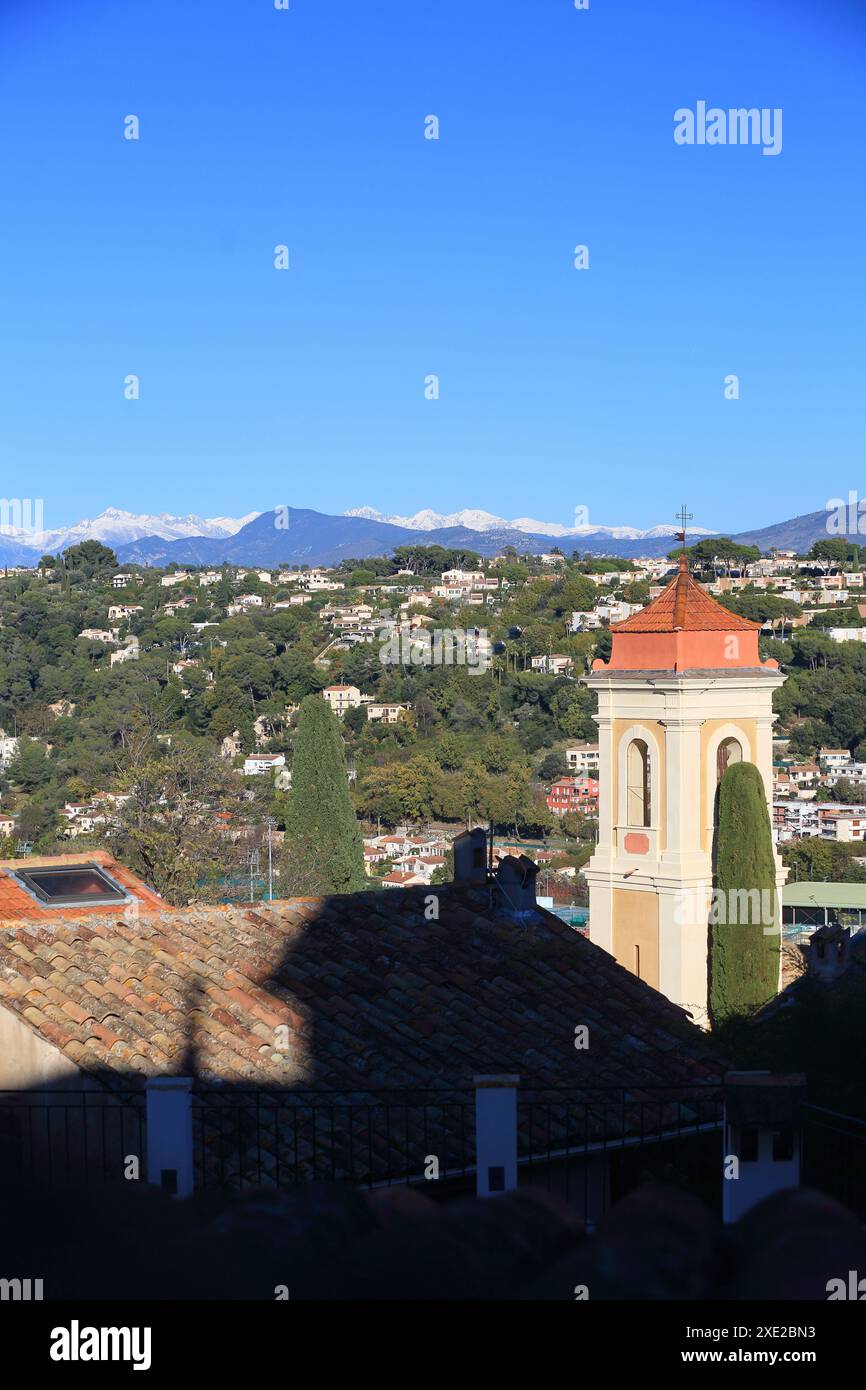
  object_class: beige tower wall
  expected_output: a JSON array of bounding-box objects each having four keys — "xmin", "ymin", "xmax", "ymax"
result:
[
  {"xmin": 612, "ymin": 887, "xmax": 659, "ymax": 988},
  {"xmin": 583, "ymin": 669, "xmax": 786, "ymax": 1025}
]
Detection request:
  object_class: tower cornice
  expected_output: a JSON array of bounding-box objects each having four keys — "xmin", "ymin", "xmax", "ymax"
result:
[{"xmin": 583, "ymin": 667, "xmax": 785, "ymax": 689}]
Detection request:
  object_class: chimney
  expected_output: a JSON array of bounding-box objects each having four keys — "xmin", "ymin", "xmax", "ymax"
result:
[
  {"xmin": 453, "ymin": 827, "xmax": 488, "ymax": 885},
  {"xmin": 723, "ymin": 1071, "xmax": 806, "ymax": 1223},
  {"xmin": 807, "ymin": 923, "xmax": 850, "ymax": 982},
  {"xmin": 494, "ymin": 854, "xmax": 539, "ymax": 914}
]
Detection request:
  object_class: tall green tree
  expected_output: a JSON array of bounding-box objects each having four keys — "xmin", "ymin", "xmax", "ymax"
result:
[
  {"xmin": 7, "ymin": 736, "xmax": 52, "ymax": 792},
  {"xmin": 281, "ymin": 695, "xmax": 365, "ymax": 895},
  {"xmin": 809, "ymin": 538, "xmax": 852, "ymax": 569},
  {"xmin": 61, "ymin": 540, "xmax": 118, "ymax": 574},
  {"xmin": 710, "ymin": 761, "xmax": 780, "ymax": 1024}
]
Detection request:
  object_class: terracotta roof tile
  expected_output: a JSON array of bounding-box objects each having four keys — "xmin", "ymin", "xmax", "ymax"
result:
[
  {"xmin": 0, "ymin": 851, "xmax": 163, "ymax": 925},
  {"xmin": 613, "ymin": 557, "xmax": 760, "ymax": 633}
]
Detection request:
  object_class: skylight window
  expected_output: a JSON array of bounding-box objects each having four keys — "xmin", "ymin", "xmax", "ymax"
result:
[{"xmin": 13, "ymin": 863, "xmax": 128, "ymax": 907}]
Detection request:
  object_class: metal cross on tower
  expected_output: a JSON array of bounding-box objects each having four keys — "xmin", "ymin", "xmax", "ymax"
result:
[{"xmin": 675, "ymin": 504, "xmax": 693, "ymax": 552}]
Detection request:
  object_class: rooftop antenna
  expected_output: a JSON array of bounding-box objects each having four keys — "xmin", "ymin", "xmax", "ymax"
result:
[{"xmin": 675, "ymin": 504, "xmax": 693, "ymax": 565}]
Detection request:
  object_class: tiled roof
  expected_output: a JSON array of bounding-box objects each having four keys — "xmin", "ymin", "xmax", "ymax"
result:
[
  {"xmin": 0, "ymin": 884, "xmax": 721, "ymax": 1091},
  {"xmin": 0, "ymin": 851, "xmax": 163, "ymax": 925},
  {"xmin": 0, "ymin": 883, "xmax": 725, "ymax": 1187},
  {"xmin": 612, "ymin": 558, "xmax": 761, "ymax": 634}
]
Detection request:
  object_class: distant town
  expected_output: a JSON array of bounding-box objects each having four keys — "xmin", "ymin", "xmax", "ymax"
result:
[{"xmin": 0, "ymin": 533, "xmax": 862, "ymax": 919}]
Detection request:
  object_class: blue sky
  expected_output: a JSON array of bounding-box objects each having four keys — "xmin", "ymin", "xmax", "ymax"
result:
[{"xmin": 0, "ymin": 0, "xmax": 863, "ymax": 535}]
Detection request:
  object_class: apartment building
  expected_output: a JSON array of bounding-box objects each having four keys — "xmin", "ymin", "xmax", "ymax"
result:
[
  {"xmin": 243, "ymin": 753, "xmax": 286, "ymax": 777},
  {"xmin": 566, "ymin": 743, "xmax": 600, "ymax": 775},
  {"xmin": 819, "ymin": 748, "xmax": 853, "ymax": 776},
  {"xmin": 366, "ymin": 702, "xmax": 409, "ymax": 724},
  {"xmin": 530, "ymin": 654, "xmax": 574, "ymax": 676},
  {"xmin": 322, "ymin": 685, "xmax": 365, "ymax": 717},
  {"xmin": 546, "ymin": 776, "xmax": 599, "ymax": 816}
]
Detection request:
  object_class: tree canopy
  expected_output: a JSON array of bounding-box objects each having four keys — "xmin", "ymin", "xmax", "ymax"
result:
[
  {"xmin": 710, "ymin": 761, "xmax": 780, "ymax": 1024},
  {"xmin": 281, "ymin": 694, "xmax": 366, "ymax": 895}
]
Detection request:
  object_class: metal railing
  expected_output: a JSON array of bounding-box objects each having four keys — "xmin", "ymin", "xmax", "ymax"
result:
[
  {"xmin": 517, "ymin": 1084, "xmax": 725, "ymax": 1218},
  {"xmin": 802, "ymin": 1102, "xmax": 866, "ymax": 1220},
  {"xmin": 0, "ymin": 1088, "xmax": 146, "ymax": 1188},
  {"xmin": 188, "ymin": 1082, "xmax": 726, "ymax": 1203},
  {"xmin": 191, "ymin": 1087, "xmax": 475, "ymax": 1193},
  {"xmin": 8, "ymin": 1081, "xmax": 863, "ymax": 1231},
  {"xmin": 0, "ymin": 1082, "xmax": 727, "ymax": 1205}
]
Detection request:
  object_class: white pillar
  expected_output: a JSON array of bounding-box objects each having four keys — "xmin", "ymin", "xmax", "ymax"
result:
[
  {"xmin": 659, "ymin": 717, "xmax": 705, "ymax": 872},
  {"xmin": 587, "ymin": 710, "xmax": 615, "ymax": 953},
  {"xmin": 146, "ymin": 1076, "xmax": 194, "ymax": 1198},
  {"xmin": 754, "ymin": 715, "xmax": 776, "ymax": 809},
  {"xmin": 594, "ymin": 712, "xmax": 615, "ymax": 856},
  {"xmin": 658, "ymin": 716, "xmax": 710, "ymax": 1020},
  {"xmin": 586, "ymin": 876, "xmax": 614, "ymax": 954},
  {"xmin": 474, "ymin": 1075, "xmax": 518, "ymax": 1197},
  {"xmin": 658, "ymin": 880, "xmax": 711, "ymax": 1026}
]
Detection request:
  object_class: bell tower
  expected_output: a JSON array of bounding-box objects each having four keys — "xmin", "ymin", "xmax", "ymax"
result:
[{"xmin": 582, "ymin": 536, "xmax": 786, "ymax": 1025}]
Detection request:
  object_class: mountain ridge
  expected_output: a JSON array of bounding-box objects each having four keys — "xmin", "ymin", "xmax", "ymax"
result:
[
  {"xmin": 344, "ymin": 505, "xmax": 718, "ymax": 540},
  {"xmin": 0, "ymin": 502, "xmax": 838, "ymax": 568},
  {"xmin": 0, "ymin": 507, "xmax": 260, "ymax": 556},
  {"xmin": 111, "ymin": 504, "xmax": 837, "ymax": 568}
]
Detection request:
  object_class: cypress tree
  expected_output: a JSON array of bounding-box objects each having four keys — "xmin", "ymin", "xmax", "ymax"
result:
[
  {"xmin": 710, "ymin": 761, "xmax": 780, "ymax": 1024},
  {"xmin": 281, "ymin": 694, "xmax": 366, "ymax": 896}
]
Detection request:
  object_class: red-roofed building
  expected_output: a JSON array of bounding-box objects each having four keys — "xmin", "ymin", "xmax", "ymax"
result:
[
  {"xmin": 546, "ymin": 776, "xmax": 599, "ymax": 816},
  {"xmin": 380, "ymin": 869, "xmax": 428, "ymax": 888},
  {"xmin": 322, "ymin": 685, "xmax": 365, "ymax": 717}
]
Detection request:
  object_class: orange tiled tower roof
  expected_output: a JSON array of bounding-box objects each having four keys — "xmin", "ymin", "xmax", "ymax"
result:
[
  {"xmin": 593, "ymin": 556, "xmax": 777, "ymax": 674},
  {"xmin": 613, "ymin": 556, "xmax": 761, "ymax": 634}
]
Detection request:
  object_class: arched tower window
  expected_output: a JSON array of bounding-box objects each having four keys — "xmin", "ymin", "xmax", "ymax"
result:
[
  {"xmin": 716, "ymin": 736, "xmax": 743, "ymax": 782},
  {"xmin": 626, "ymin": 738, "xmax": 651, "ymax": 827}
]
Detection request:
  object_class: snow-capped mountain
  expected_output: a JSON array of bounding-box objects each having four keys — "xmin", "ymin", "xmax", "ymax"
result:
[
  {"xmin": 4, "ymin": 507, "xmax": 261, "ymax": 554},
  {"xmin": 25, "ymin": 500, "xmax": 828, "ymax": 569},
  {"xmin": 345, "ymin": 506, "xmax": 715, "ymax": 541},
  {"xmin": 345, "ymin": 506, "xmax": 509, "ymax": 532},
  {"xmin": 0, "ymin": 502, "xmax": 719, "ymax": 566}
]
